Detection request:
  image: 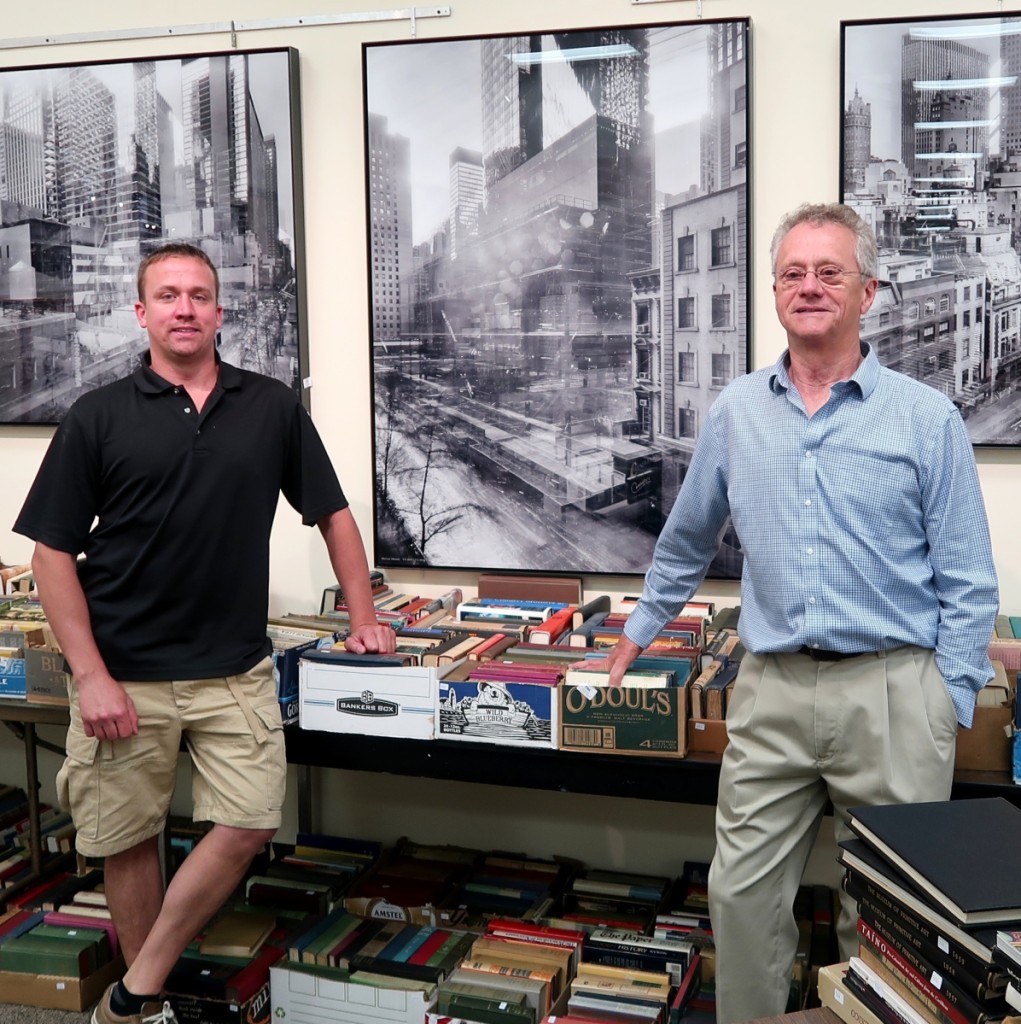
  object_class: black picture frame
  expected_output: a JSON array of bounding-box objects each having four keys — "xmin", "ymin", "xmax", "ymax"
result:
[
  {"xmin": 841, "ymin": 12, "xmax": 1021, "ymax": 446},
  {"xmin": 364, "ymin": 19, "xmax": 750, "ymax": 576},
  {"xmin": 0, "ymin": 46, "xmax": 307, "ymax": 424}
]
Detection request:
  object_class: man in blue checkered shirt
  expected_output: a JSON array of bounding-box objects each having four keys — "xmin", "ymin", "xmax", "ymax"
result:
[{"xmin": 599, "ymin": 202, "xmax": 998, "ymax": 1023}]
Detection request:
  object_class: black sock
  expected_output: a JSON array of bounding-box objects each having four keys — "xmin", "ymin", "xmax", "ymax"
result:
[{"xmin": 110, "ymin": 981, "xmax": 160, "ymax": 1016}]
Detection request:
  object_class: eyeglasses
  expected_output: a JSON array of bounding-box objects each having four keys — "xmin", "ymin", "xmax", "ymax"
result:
[{"xmin": 775, "ymin": 266, "xmax": 865, "ymax": 289}]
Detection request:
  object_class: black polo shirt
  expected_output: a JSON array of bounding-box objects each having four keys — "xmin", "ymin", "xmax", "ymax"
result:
[{"xmin": 14, "ymin": 358, "xmax": 347, "ymax": 680}]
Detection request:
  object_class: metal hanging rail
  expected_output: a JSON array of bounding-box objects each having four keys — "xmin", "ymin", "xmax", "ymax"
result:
[{"xmin": 0, "ymin": 5, "xmax": 451, "ymax": 52}]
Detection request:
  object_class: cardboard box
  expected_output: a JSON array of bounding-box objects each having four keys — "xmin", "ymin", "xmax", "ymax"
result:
[
  {"xmin": 300, "ymin": 653, "xmax": 457, "ymax": 739},
  {"xmin": 686, "ymin": 718, "xmax": 728, "ymax": 755},
  {"xmin": 437, "ymin": 662, "xmax": 558, "ymax": 749},
  {"xmin": 0, "ymin": 953, "xmax": 123, "ymax": 1012},
  {"xmin": 272, "ymin": 637, "xmax": 322, "ymax": 726},
  {"xmin": 25, "ymin": 647, "xmax": 70, "ymax": 704},
  {"xmin": 0, "ymin": 652, "xmax": 27, "ymax": 699},
  {"xmin": 344, "ymin": 837, "xmax": 475, "ymax": 926},
  {"xmin": 0, "ymin": 634, "xmax": 67, "ymax": 704},
  {"xmin": 559, "ymin": 683, "xmax": 687, "ymax": 757},
  {"xmin": 271, "ymin": 961, "xmax": 434, "ymax": 1024},
  {"xmin": 955, "ymin": 665, "xmax": 1016, "ymax": 772},
  {"xmin": 170, "ymin": 981, "xmax": 270, "ymax": 1024}
]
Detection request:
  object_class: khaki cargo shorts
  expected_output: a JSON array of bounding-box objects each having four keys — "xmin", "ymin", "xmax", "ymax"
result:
[{"xmin": 57, "ymin": 657, "xmax": 286, "ymax": 858}]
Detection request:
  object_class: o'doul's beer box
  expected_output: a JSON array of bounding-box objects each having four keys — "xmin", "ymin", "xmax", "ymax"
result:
[
  {"xmin": 299, "ymin": 649, "xmax": 460, "ymax": 740},
  {"xmin": 559, "ymin": 662, "xmax": 692, "ymax": 758}
]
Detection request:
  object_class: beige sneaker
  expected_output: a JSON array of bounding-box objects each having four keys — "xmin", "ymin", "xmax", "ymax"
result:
[{"xmin": 92, "ymin": 983, "xmax": 178, "ymax": 1024}]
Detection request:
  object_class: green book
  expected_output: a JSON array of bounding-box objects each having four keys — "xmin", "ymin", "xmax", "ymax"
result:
[
  {"xmin": 30, "ymin": 923, "xmax": 111, "ymax": 967},
  {"xmin": 0, "ymin": 931, "xmax": 99, "ymax": 976},
  {"xmin": 425, "ymin": 929, "xmax": 473, "ymax": 968},
  {"xmin": 443, "ymin": 990, "xmax": 533, "ymax": 1023},
  {"xmin": 995, "ymin": 614, "xmax": 1013, "ymax": 638},
  {"xmin": 1009, "ymin": 616, "xmax": 1021, "ymax": 639},
  {"xmin": 302, "ymin": 911, "xmax": 362, "ymax": 963}
]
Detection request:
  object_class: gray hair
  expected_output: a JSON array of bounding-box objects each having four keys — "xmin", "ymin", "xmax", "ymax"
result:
[{"xmin": 770, "ymin": 202, "xmax": 878, "ymax": 280}]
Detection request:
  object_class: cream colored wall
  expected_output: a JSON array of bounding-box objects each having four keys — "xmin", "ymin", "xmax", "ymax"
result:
[{"xmin": 0, "ymin": 0, "xmax": 1015, "ymax": 885}]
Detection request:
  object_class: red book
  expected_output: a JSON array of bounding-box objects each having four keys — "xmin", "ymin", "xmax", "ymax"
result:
[
  {"xmin": 468, "ymin": 664, "xmax": 563, "ymax": 685},
  {"xmin": 485, "ymin": 918, "xmax": 585, "ymax": 968},
  {"xmin": 405, "ymin": 927, "xmax": 451, "ymax": 965},
  {"xmin": 528, "ymin": 606, "xmax": 578, "ymax": 646},
  {"xmin": 223, "ymin": 942, "xmax": 286, "ymax": 1003},
  {"xmin": 466, "ymin": 632, "xmax": 512, "ymax": 659},
  {"xmin": 7, "ymin": 871, "xmax": 72, "ymax": 909},
  {"xmin": 857, "ymin": 917, "xmax": 969, "ymax": 1024},
  {"xmin": 324, "ymin": 919, "xmax": 380, "ymax": 968},
  {"xmin": 0, "ymin": 908, "xmax": 45, "ymax": 942}
]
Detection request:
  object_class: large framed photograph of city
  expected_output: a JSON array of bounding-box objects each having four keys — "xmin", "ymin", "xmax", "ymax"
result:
[
  {"xmin": 0, "ymin": 47, "xmax": 306, "ymax": 424},
  {"xmin": 842, "ymin": 13, "xmax": 1021, "ymax": 446},
  {"xmin": 365, "ymin": 20, "xmax": 749, "ymax": 575}
]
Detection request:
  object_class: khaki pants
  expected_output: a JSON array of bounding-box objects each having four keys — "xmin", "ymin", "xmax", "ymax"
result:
[{"xmin": 708, "ymin": 646, "xmax": 957, "ymax": 1024}]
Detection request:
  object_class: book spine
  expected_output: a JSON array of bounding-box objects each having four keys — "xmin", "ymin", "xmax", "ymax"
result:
[
  {"xmin": 843, "ymin": 871, "xmax": 994, "ymax": 985},
  {"xmin": 225, "ymin": 943, "xmax": 285, "ymax": 1003},
  {"xmin": 858, "ymin": 899, "xmax": 1004, "ymax": 1003},
  {"xmin": 858, "ymin": 920, "xmax": 972, "ymax": 1024}
]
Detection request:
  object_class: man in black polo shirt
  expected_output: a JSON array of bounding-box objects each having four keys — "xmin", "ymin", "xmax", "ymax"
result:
[{"xmin": 14, "ymin": 243, "xmax": 394, "ymax": 1024}]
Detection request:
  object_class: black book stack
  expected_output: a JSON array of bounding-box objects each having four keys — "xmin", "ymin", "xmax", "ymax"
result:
[{"xmin": 827, "ymin": 797, "xmax": 1021, "ymax": 1024}]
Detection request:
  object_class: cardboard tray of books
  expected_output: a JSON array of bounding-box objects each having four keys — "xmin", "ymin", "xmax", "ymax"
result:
[
  {"xmin": 559, "ymin": 663, "xmax": 690, "ymax": 759},
  {"xmin": 0, "ymin": 954, "xmax": 124, "ymax": 1012},
  {"xmin": 299, "ymin": 650, "xmax": 463, "ymax": 740}
]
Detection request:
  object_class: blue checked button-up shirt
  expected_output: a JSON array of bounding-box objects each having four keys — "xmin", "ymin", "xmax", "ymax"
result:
[{"xmin": 624, "ymin": 345, "xmax": 998, "ymax": 726}]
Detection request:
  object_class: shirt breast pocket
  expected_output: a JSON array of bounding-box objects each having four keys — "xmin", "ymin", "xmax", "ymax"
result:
[{"xmin": 827, "ymin": 447, "xmax": 922, "ymax": 528}]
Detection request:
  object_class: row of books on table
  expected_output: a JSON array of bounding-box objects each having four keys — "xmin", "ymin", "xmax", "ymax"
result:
[
  {"xmin": 283, "ymin": 581, "xmax": 743, "ymax": 759},
  {"xmin": 819, "ymin": 796, "xmax": 1021, "ymax": 1024}
]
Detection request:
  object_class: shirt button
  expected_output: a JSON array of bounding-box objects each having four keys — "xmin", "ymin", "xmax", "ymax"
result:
[
  {"xmin": 184, "ymin": 407, "xmax": 191, "ymax": 414},
  {"xmin": 806, "ymin": 547, "xmax": 814, "ymax": 554},
  {"xmin": 804, "ymin": 499, "xmax": 811, "ymax": 506},
  {"xmin": 809, "ymin": 596, "xmax": 816, "ymax": 604}
]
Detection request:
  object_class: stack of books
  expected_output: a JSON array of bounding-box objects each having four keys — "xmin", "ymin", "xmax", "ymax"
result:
[
  {"xmin": 824, "ymin": 798, "xmax": 1021, "ymax": 1024},
  {"xmin": 545, "ymin": 869, "xmax": 671, "ymax": 936},
  {"xmin": 441, "ymin": 852, "xmax": 567, "ymax": 924}
]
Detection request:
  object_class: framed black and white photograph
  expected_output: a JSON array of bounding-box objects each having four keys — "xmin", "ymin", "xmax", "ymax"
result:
[
  {"xmin": 842, "ymin": 12, "xmax": 1021, "ymax": 446},
  {"xmin": 0, "ymin": 46, "xmax": 306, "ymax": 424},
  {"xmin": 365, "ymin": 20, "xmax": 750, "ymax": 576}
]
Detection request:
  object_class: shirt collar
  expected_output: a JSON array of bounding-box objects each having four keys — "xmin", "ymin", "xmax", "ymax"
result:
[
  {"xmin": 769, "ymin": 343, "xmax": 879, "ymax": 399},
  {"xmin": 132, "ymin": 351, "xmax": 242, "ymax": 394}
]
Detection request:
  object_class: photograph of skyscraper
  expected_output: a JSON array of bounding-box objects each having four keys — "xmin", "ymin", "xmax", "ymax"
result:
[
  {"xmin": 366, "ymin": 21, "xmax": 749, "ymax": 575},
  {"xmin": 843, "ymin": 14, "xmax": 1021, "ymax": 445},
  {"xmin": 0, "ymin": 48, "xmax": 301, "ymax": 424}
]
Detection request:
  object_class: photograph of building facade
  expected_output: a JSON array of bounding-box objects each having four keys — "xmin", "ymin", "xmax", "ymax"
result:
[
  {"xmin": 367, "ymin": 21, "xmax": 749, "ymax": 574},
  {"xmin": 843, "ymin": 15, "xmax": 1021, "ymax": 444},
  {"xmin": 0, "ymin": 49, "xmax": 300, "ymax": 423}
]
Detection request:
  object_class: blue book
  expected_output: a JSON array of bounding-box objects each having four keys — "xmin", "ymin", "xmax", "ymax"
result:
[
  {"xmin": 475, "ymin": 598, "xmax": 570, "ymax": 610},
  {"xmin": 375, "ymin": 923, "xmax": 424, "ymax": 962},
  {"xmin": 391, "ymin": 926, "xmax": 436, "ymax": 963}
]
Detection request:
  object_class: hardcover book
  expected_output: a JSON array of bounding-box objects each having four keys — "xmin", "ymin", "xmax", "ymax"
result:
[
  {"xmin": 848, "ymin": 799, "xmax": 1021, "ymax": 926},
  {"xmin": 838, "ymin": 839, "xmax": 1000, "ymax": 971}
]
